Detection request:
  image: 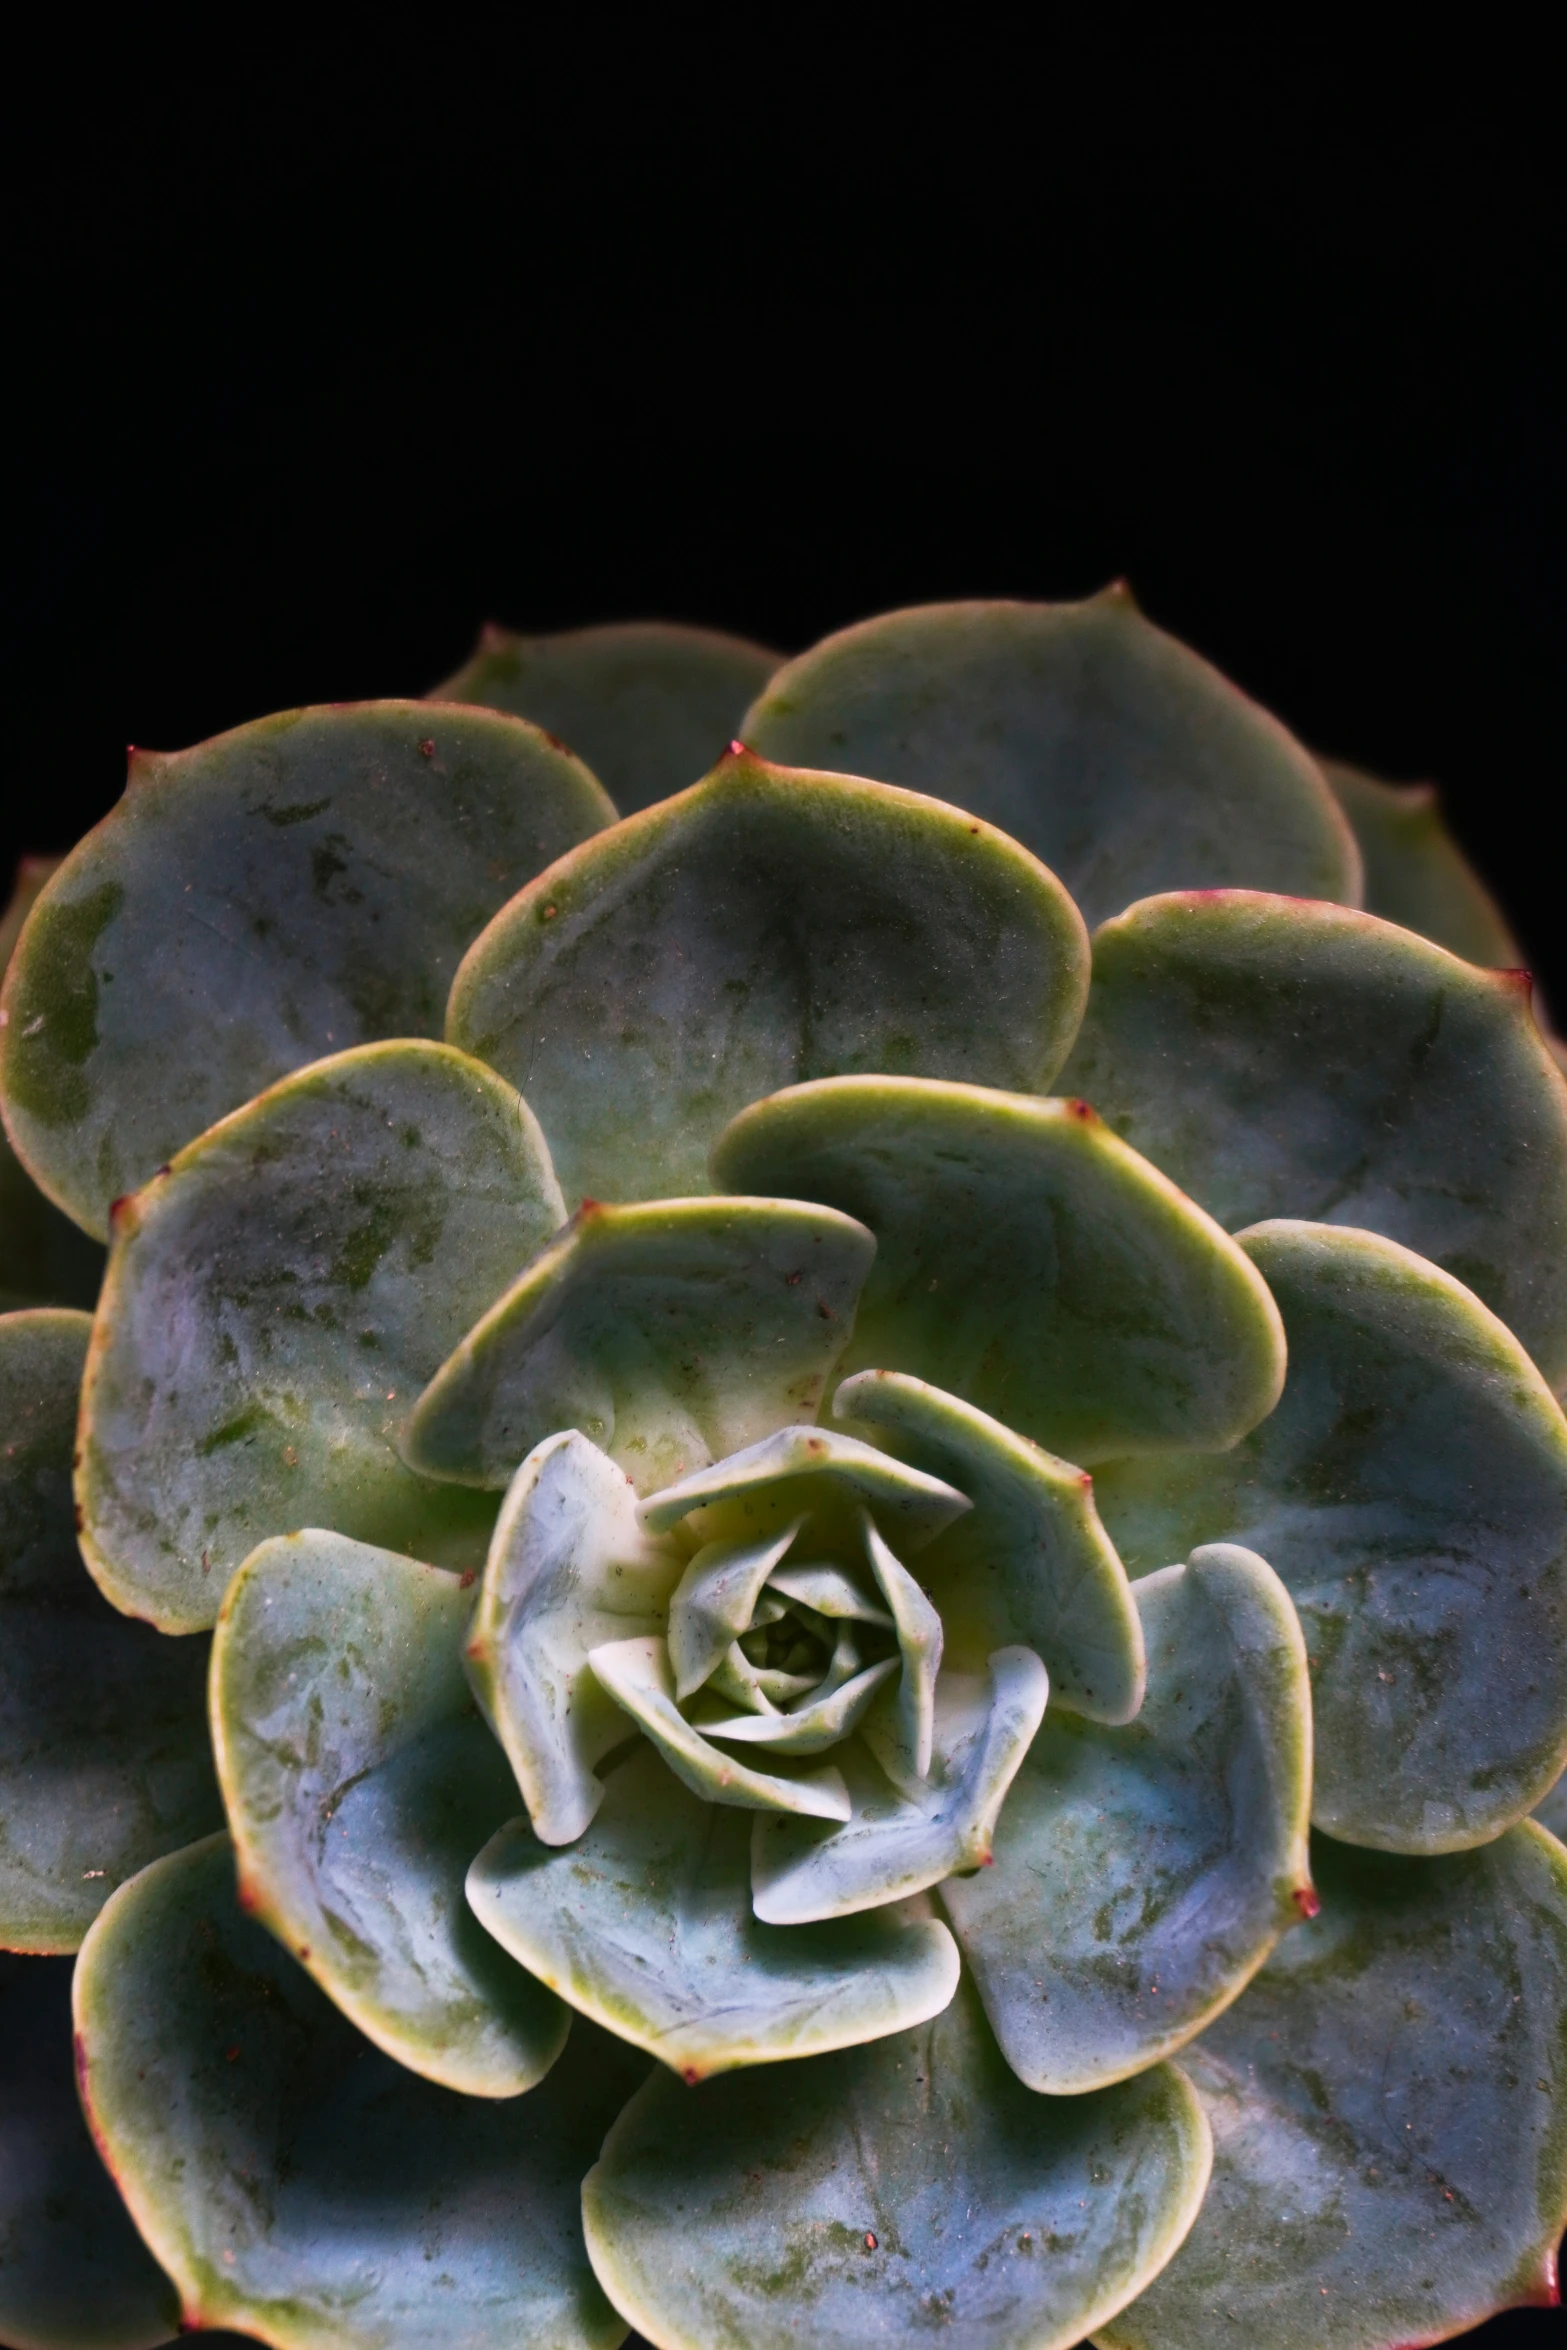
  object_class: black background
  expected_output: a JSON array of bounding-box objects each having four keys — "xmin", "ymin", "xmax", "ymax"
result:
[{"xmin": 6, "ymin": 22, "xmax": 1562, "ymax": 2349}]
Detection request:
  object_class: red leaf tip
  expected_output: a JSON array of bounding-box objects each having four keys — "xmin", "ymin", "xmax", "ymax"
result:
[{"xmin": 1293, "ymin": 1884, "xmax": 1321, "ymax": 1919}]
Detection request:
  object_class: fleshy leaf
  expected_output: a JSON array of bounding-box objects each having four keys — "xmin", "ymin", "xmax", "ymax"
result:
[
  {"xmin": 767, "ymin": 1558, "xmax": 892, "ymax": 1623},
  {"xmin": 1535, "ymin": 1766, "xmax": 1567, "ymax": 1842},
  {"xmin": 210, "ymin": 1528, "xmax": 568, "ymax": 2097},
  {"xmin": 76, "ymin": 1041, "xmax": 564, "ymax": 1633},
  {"xmin": 639, "ymin": 1421, "xmax": 970, "ymax": 1548},
  {"xmin": 702, "ymin": 1659, "xmax": 900, "ymax": 1753},
  {"xmin": 465, "ymin": 1431, "xmax": 683, "ymax": 1845},
  {"xmin": 1096, "ymin": 1222, "xmax": 1567, "ymax": 1853},
  {"xmin": 433, "ymin": 618, "xmax": 781, "ymax": 813},
  {"xmin": 1098, "ymin": 1825, "xmax": 1567, "ymax": 2350},
  {"xmin": 861, "ymin": 1509, "xmax": 943, "ymax": 1778},
  {"xmin": 0, "ymin": 1309, "xmax": 220, "ymax": 1952},
  {"xmin": 834, "ymin": 1369, "xmax": 1144, "ymax": 1722},
  {"xmin": 742, "ymin": 593, "xmax": 1360, "ymax": 930},
  {"xmin": 0, "ymin": 703, "xmax": 613, "ymax": 1237},
  {"xmin": 74, "ymin": 1833, "xmax": 644, "ymax": 2350},
  {"xmin": 941, "ymin": 1544, "xmax": 1313, "ymax": 2093},
  {"xmin": 404, "ymin": 1195, "xmax": 875, "ymax": 1496},
  {"xmin": 752, "ymin": 1649, "xmax": 1049, "ymax": 1922},
  {"xmin": 0, "ymin": 1953, "xmax": 181, "ymax": 2350},
  {"xmin": 446, "ymin": 744, "xmax": 1090, "ymax": 1203},
  {"xmin": 715, "ymin": 1078, "xmax": 1285, "ymax": 1463},
  {"xmin": 582, "ymin": 1973, "xmax": 1212, "ymax": 2350},
  {"xmin": 468, "ymin": 1743, "xmax": 958, "ymax": 2077},
  {"xmin": 1322, "ymin": 755, "xmax": 1523, "ymax": 967},
  {"xmin": 1059, "ymin": 889, "xmax": 1567, "ymax": 1383},
  {"xmin": 668, "ymin": 1520, "xmax": 805, "ymax": 1696},
  {"xmin": 587, "ymin": 1636, "xmax": 851, "ymax": 1819},
  {"xmin": 0, "ymin": 858, "xmax": 105, "ymax": 1309}
]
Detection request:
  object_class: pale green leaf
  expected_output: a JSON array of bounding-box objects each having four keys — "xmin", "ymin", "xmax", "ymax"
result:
[
  {"xmin": 583, "ymin": 1973, "xmax": 1212, "ymax": 2350},
  {"xmin": 587, "ymin": 1635, "xmax": 851, "ymax": 1819},
  {"xmin": 210, "ymin": 1529, "xmax": 568, "ymax": 2097},
  {"xmin": 468, "ymin": 1744, "xmax": 958, "ymax": 2078},
  {"xmin": 447, "ymin": 745, "xmax": 1089, "ymax": 1203},
  {"xmin": 715, "ymin": 1078, "xmax": 1285, "ymax": 1463},
  {"xmin": 942, "ymin": 1544, "xmax": 1313, "ymax": 2092},
  {"xmin": 76, "ymin": 1041, "xmax": 564, "ymax": 1632},
  {"xmin": 1095, "ymin": 1222, "xmax": 1567, "ymax": 1853},
  {"xmin": 640, "ymin": 1421, "xmax": 970, "ymax": 1548}
]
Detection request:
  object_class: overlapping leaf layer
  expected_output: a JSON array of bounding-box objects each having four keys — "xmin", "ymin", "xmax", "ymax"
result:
[{"xmin": 1, "ymin": 603, "xmax": 1564, "ymax": 2350}]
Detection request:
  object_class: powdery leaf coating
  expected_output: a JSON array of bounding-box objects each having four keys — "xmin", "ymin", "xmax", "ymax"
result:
[
  {"xmin": 0, "ymin": 1953, "xmax": 181, "ymax": 2350},
  {"xmin": 210, "ymin": 1529, "xmax": 568, "ymax": 2097},
  {"xmin": 0, "ymin": 1310, "xmax": 220, "ymax": 1952},
  {"xmin": 834, "ymin": 1368, "xmax": 1144, "ymax": 1722},
  {"xmin": 587, "ymin": 1635, "xmax": 851, "ymax": 1821},
  {"xmin": 1059, "ymin": 889, "xmax": 1567, "ymax": 1383},
  {"xmin": 0, "ymin": 859, "xmax": 104, "ymax": 1310},
  {"xmin": 447, "ymin": 746, "xmax": 1090, "ymax": 1205},
  {"xmin": 0, "ymin": 703, "xmax": 613, "ymax": 1237},
  {"xmin": 941, "ymin": 1545, "xmax": 1313, "ymax": 2093},
  {"xmin": 750, "ymin": 1650, "xmax": 1049, "ymax": 1924},
  {"xmin": 715, "ymin": 1078, "xmax": 1285, "ymax": 1464},
  {"xmin": 1095, "ymin": 1223, "xmax": 1567, "ymax": 1853},
  {"xmin": 73, "ymin": 1834, "xmax": 647, "ymax": 2350},
  {"xmin": 76, "ymin": 1041, "xmax": 565, "ymax": 1633},
  {"xmin": 404, "ymin": 1194, "xmax": 875, "ymax": 1497},
  {"xmin": 582, "ymin": 1975, "xmax": 1212, "ymax": 2350},
  {"xmin": 1322, "ymin": 756, "xmax": 1524, "ymax": 969},
  {"xmin": 464, "ymin": 1432, "xmax": 685, "ymax": 1845},
  {"xmin": 1098, "ymin": 1826, "xmax": 1567, "ymax": 2350},
  {"xmin": 434, "ymin": 619, "xmax": 781, "ymax": 814},
  {"xmin": 742, "ymin": 594, "xmax": 1361, "ymax": 930},
  {"xmin": 467, "ymin": 1743, "xmax": 959, "ymax": 2079}
]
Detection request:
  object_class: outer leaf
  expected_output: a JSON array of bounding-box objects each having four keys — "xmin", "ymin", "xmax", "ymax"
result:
[
  {"xmin": 446, "ymin": 744, "xmax": 1090, "ymax": 1203},
  {"xmin": 468, "ymin": 1744, "xmax": 959, "ymax": 2078},
  {"xmin": 210, "ymin": 1529, "xmax": 568, "ymax": 2097},
  {"xmin": 582, "ymin": 1974, "xmax": 1212, "ymax": 2350},
  {"xmin": 74, "ymin": 1834, "xmax": 645, "ymax": 2350},
  {"xmin": 1322, "ymin": 755, "xmax": 1523, "ymax": 967},
  {"xmin": 0, "ymin": 1954, "xmax": 180, "ymax": 2350},
  {"xmin": 0, "ymin": 859, "xmax": 104, "ymax": 1309},
  {"xmin": 587, "ymin": 1636, "xmax": 851, "ymax": 1820},
  {"xmin": 640, "ymin": 1421, "xmax": 970, "ymax": 1549},
  {"xmin": 835, "ymin": 1368, "xmax": 1144, "ymax": 1723},
  {"xmin": 1096, "ymin": 1222, "xmax": 1567, "ymax": 1853},
  {"xmin": 0, "ymin": 703, "xmax": 613, "ymax": 1237},
  {"xmin": 433, "ymin": 619, "xmax": 781, "ymax": 813},
  {"xmin": 404, "ymin": 1195, "xmax": 875, "ymax": 1496},
  {"xmin": 742, "ymin": 593, "xmax": 1361, "ymax": 930},
  {"xmin": 1098, "ymin": 1825, "xmax": 1567, "ymax": 2350},
  {"xmin": 76, "ymin": 1041, "xmax": 564, "ymax": 1632},
  {"xmin": 1535, "ymin": 1767, "xmax": 1567, "ymax": 1842},
  {"xmin": 0, "ymin": 1309, "xmax": 220, "ymax": 1952},
  {"xmin": 941, "ymin": 1544, "xmax": 1313, "ymax": 2093},
  {"xmin": 465, "ymin": 1432, "xmax": 683, "ymax": 1844},
  {"xmin": 751, "ymin": 1649, "xmax": 1049, "ymax": 1922},
  {"xmin": 715, "ymin": 1079, "xmax": 1285, "ymax": 1463},
  {"xmin": 1059, "ymin": 889, "xmax": 1567, "ymax": 1383}
]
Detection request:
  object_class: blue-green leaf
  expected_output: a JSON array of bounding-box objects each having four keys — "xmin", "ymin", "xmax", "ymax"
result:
[
  {"xmin": 0, "ymin": 1309, "xmax": 220, "ymax": 1952},
  {"xmin": 468, "ymin": 1744, "xmax": 958, "ymax": 2078},
  {"xmin": 941, "ymin": 1544, "xmax": 1313, "ymax": 2092},
  {"xmin": 1096, "ymin": 1222, "xmax": 1567, "ymax": 1853},
  {"xmin": 73, "ymin": 1834, "xmax": 645, "ymax": 2350},
  {"xmin": 210, "ymin": 1528, "xmax": 568, "ymax": 2096},
  {"xmin": 715, "ymin": 1079, "xmax": 1284, "ymax": 1463},
  {"xmin": 582, "ymin": 1973, "xmax": 1212, "ymax": 2350},
  {"xmin": 76, "ymin": 1041, "xmax": 564, "ymax": 1632},
  {"xmin": 447, "ymin": 745, "xmax": 1089, "ymax": 1204},
  {"xmin": 1099, "ymin": 1825, "xmax": 1567, "ymax": 2350}
]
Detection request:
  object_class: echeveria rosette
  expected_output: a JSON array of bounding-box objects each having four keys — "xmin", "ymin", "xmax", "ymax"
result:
[{"xmin": 0, "ymin": 604, "xmax": 1563, "ymax": 2350}]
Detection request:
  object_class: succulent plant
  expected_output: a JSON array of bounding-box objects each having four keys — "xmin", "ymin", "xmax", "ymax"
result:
[{"xmin": 2, "ymin": 595, "xmax": 1566, "ymax": 2350}]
